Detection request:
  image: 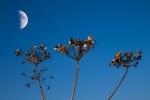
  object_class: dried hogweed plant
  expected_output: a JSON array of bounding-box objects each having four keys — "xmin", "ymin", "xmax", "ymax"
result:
[
  {"xmin": 14, "ymin": 44, "xmax": 53, "ymax": 100},
  {"xmin": 54, "ymin": 35, "xmax": 95, "ymax": 100},
  {"xmin": 108, "ymin": 50, "xmax": 142, "ymax": 100}
]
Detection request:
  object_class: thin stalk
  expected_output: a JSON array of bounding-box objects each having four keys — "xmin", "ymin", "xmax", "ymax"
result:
[
  {"xmin": 72, "ymin": 47, "xmax": 77, "ymax": 58},
  {"xmin": 35, "ymin": 65, "xmax": 46, "ymax": 100},
  {"xmin": 71, "ymin": 60, "xmax": 79, "ymax": 100},
  {"xmin": 108, "ymin": 67, "xmax": 128, "ymax": 100}
]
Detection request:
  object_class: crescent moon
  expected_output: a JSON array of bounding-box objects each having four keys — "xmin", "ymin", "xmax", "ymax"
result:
[{"xmin": 19, "ymin": 10, "xmax": 28, "ymax": 29}]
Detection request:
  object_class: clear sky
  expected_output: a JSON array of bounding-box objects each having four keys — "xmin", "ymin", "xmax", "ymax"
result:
[{"xmin": 0, "ymin": 0, "xmax": 150, "ymax": 100}]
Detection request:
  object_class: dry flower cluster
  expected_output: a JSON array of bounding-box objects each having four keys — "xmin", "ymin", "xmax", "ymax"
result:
[
  {"xmin": 54, "ymin": 35, "xmax": 95, "ymax": 60},
  {"xmin": 108, "ymin": 50, "xmax": 142, "ymax": 100},
  {"xmin": 14, "ymin": 44, "xmax": 52, "ymax": 100},
  {"xmin": 14, "ymin": 44, "xmax": 50, "ymax": 65},
  {"xmin": 110, "ymin": 51, "xmax": 142, "ymax": 68},
  {"xmin": 54, "ymin": 35, "xmax": 95, "ymax": 100}
]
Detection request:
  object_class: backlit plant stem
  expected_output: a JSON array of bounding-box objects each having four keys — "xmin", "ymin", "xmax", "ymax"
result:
[
  {"xmin": 35, "ymin": 65, "xmax": 46, "ymax": 100},
  {"xmin": 108, "ymin": 67, "xmax": 128, "ymax": 100},
  {"xmin": 71, "ymin": 60, "xmax": 79, "ymax": 100}
]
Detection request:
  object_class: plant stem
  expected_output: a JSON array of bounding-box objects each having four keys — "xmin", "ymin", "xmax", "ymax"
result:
[
  {"xmin": 71, "ymin": 60, "xmax": 79, "ymax": 100},
  {"xmin": 35, "ymin": 65, "xmax": 46, "ymax": 100},
  {"xmin": 108, "ymin": 67, "xmax": 128, "ymax": 100}
]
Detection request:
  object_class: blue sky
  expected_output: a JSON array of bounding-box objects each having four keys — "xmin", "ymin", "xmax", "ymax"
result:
[{"xmin": 0, "ymin": 0, "xmax": 150, "ymax": 100}]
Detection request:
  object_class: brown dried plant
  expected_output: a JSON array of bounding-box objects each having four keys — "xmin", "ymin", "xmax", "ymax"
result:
[
  {"xmin": 14, "ymin": 44, "xmax": 53, "ymax": 100},
  {"xmin": 108, "ymin": 50, "xmax": 142, "ymax": 100},
  {"xmin": 54, "ymin": 35, "xmax": 95, "ymax": 100}
]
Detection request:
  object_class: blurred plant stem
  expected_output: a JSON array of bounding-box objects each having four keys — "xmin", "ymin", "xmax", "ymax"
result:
[
  {"xmin": 71, "ymin": 60, "xmax": 79, "ymax": 100},
  {"xmin": 35, "ymin": 65, "xmax": 46, "ymax": 100},
  {"xmin": 108, "ymin": 67, "xmax": 128, "ymax": 100}
]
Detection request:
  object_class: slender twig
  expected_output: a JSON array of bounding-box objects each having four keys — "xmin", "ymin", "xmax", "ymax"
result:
[
  {"xmin": 39, "ymin": 69, "xmax": 47, "ymax": 77},
  {"xmin": 129, "ymin": 60, "xmax": 138, "ymax": 67},
  {"xmin": 72, "ymin": 46, "xmax": 77, "ymax": 58},
  {"xmin": 66, "ymin": 53, "xmax": 76, "ymax": 60},
  {"xmin": 79, "ymin": 49, "xmax": 89, "ymax": 59},
  {"xmin": 41, "ymin": 80, "xmax": 49, "ymax": 87},
  {"xmin": 108, "ymin": 67, "xmax": 128, "ymax": 100},
  {"xmin": 69, "ymin": 46, "xmax": 77, "ymax": 58},
  {"xmin": 71, "ymin": 60, "xmax": 79, "ymax": 100},
  {"xmin": 35, "ymin": 65, "xmax": 46, "ymax": 100}
]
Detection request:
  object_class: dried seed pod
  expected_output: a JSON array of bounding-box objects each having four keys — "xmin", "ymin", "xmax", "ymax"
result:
[{"xmin": 110, "ymin": 51, "xmax": 142, "ymax": 68}]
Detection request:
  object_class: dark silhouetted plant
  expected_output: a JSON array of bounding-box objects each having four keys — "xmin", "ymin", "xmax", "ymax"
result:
[
  {"xmin": 54, "ymin": 35, "xmax": 95, "ymax": 100},
  {"xmin": 108, "ymin": 50, "xmax": 142, "ymax": 100},
  {"xmin": 14, "ymin": 44, "xmax": 53, "ymax": 100}
]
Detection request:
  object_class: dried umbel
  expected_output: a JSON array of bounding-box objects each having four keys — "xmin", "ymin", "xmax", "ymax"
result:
[
  {"xmin": 110, "ymin": 50, "xmax": 142, "ymax": 68},
  {"xmin": 14, "ymin": 44, "xmax": 52, "ymax": 100},
  {"xmin": 54, "ymin": 35, "xmax": 95, "ymax": 60},
  {"xmin": 108, "ymin": 50, "xmax": 142, "ymax": 100},
  {"xmin": 54, "ymin": 35, "xmax": 95, "ymax": 100},
  {"xmin": 14, "ymin": 44, "xmax": 51, "ymax": 65}
]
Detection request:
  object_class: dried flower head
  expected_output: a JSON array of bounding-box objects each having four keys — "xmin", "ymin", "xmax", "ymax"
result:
[
  {"xmin": 54, "ymin": 35, "xmax": 95, "ymax": 100},
  {"xmin": 14, "ymin": 49, "xmax": 23, "ymax": 56},
  {"xmin": 14, "ymin": 44, "xmax": 53, "ymax": 96},
  {"xmin": 14, "ymin": 44, "xmax": 51, "ymax": 65},
  {"xmin": 54, "ymin": 35, "xmax": 95, "ymax": 60},
  {"xmin": 110, "ymin": 50, "xmax": 142, "ymax": 68},
  {"xmin": 108, "ymin": 50, "xmax": 142, "ymax": 100}
]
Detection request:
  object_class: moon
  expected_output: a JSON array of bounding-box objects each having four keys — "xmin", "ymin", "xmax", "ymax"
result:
[{"xmin": 19, "ymin": 10, "xmax": 28, "ymax": 29}]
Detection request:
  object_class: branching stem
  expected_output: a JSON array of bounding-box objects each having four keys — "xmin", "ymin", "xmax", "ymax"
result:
[{"xmin": 35, "ymin": 65, "xmax": 46, "ymax": 100}]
